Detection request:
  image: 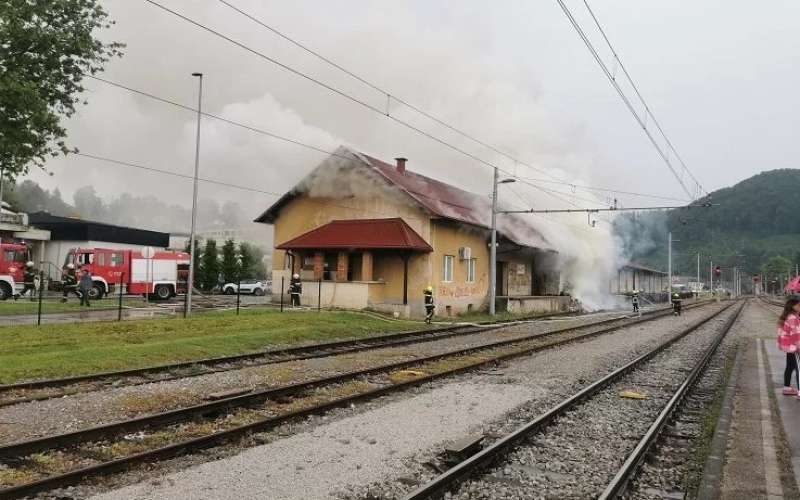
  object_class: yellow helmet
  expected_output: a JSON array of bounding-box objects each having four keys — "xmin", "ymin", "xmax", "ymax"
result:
[{"xmin": 425, "ymin": 286, "xmax": 433, "ymax": 292}]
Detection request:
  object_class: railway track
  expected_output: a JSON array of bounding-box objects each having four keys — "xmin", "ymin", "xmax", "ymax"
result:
[
  {"xmin": 0, "ymin": 304, "xmax": 691, "ymax": 408},
  {"xmin": 402, "ymin": 300, "xmax": 743, "ymax": 500},
  {"xmin": 0, "ymin": 302, "xmax": 716, "ymax": 499},
  {"xmin": 760, "ymin": 296, "xmax": 784, "ymax": 308}
]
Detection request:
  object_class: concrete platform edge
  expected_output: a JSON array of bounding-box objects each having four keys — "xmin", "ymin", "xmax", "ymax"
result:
[{"xmin": 696, "ymin": 343, "xmax": 743, "ymax": 500}]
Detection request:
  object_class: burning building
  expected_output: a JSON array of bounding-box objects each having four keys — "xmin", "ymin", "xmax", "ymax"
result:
[{"xmin": 254, "ymin": 148, "xmax": 568, "ymax": 318}]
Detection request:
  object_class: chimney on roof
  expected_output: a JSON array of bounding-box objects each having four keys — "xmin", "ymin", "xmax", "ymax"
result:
[{"xmin": 395, "ymin": 157, "xmax": 407, "ymax": 174}]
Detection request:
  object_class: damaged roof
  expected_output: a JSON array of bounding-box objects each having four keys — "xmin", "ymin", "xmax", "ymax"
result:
[
  {"xmin": 254, "ymin": 148, "xmax": 553, "ymax": 251},
  {"xmin": 275, "ymin": 218, "xmax": 433, "ymax": 252},
  {"xmin": 623, "ymin": 262, "xmax": 667, "ymax": 275}
]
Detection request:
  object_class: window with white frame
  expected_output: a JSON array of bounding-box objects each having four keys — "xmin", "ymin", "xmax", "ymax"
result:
[
  {"xmin": 466, "ymin": 258, "xmax": 476, "ymax": 283},
  {"xmin": 443, "ymin": 255, "xmax": 454, "ymax": 282}
]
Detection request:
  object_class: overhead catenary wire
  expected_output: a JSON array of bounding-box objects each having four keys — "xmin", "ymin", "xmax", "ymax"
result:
[
  {"xmin": 214, "ymin": 0, "xmax": 566, "ymax": 184},
  {"xmin": 71, "ymin": 152, "xmax": 430, "ymax": 221},
  {"xmin": 214, "ymin": 0, "xmax": 695, "ymax": 204},
  {"xmin": 85, "ymin": 74, "xmax": 682, "ymax": 206},
  {"xmin": 580, "ymin": 0, "xmax": 704, "ymax": 194},
  {"xmin": 554, "ymin": 0, "xmax": 704, "ymax": 200},
  {"xmin": 141, "ymin": 0, "xmax": 686, "ymax": 208}
]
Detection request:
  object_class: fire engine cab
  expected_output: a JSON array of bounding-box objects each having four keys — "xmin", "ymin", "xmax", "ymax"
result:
[
  {"xmin": 64, "ymin": 247, "xmax": 190, "ymax": 300},
  {"xmin": 0, "ymin": 242, "xmax": 31, "ymax": 300}
]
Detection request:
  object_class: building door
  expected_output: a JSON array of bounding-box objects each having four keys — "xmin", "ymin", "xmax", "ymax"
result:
[{"xmin": 496, "ymin": 262, "xmax": 507, "ymax": 296}]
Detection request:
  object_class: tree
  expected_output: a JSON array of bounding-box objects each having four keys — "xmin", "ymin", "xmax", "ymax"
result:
[
  {"xmin": 73, "ymin": 186, "xmax": 105, "ymax": 219},
  {"xmin": 184, "ymin": 237, "xmax": 202, "ymax": 288},
  {"xmin": 0, "ymin": 1, "xmax": 123, "ymax": 180},
  {"xmin": 220, "ymin": 239, "xmax": 238, "ymax": 284},
  {"xmin": 239, "ymin": 242, "xmax": 267, "ymax": 280},
  {"xmin": 220, "ymin": 201, "xmax": 245, "ymax": 227},
  {"xmin": 199, "ymin": 239, "xmax": 220, "ymax": 291},
  {"xmin": 762, "ymin": 255, "xmax": 792, "ymax": 292}
]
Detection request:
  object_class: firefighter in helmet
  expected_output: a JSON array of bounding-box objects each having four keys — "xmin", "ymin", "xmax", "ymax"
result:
[
  {"xmin": 423, "ymin": 286, "xmax": 435, "ymax": 324},
  {"xmin": 631, "ymin": 290, "xmax": 640, "ymax": 314},
  {"xmin": 61, "ymin": 263, "xmax": 80, "ymax": 302},
  {"xmin": 671, "ymin": 292, "xmax": 682, "ymax": 316},
  {"xmin": 289, "ymin": 273, "xmax": 302, "ymax": 308},
  {"xmin": 18, "ymin": 261, "xmax": 37, "ymax": 301}
]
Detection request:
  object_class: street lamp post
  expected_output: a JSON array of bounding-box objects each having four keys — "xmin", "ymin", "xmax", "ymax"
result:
[
  {"xmin": 185, "ymin": 72, "xmax": 203, "ymax": 318},
  {"xmin": 489, "ymin": 168, "xmax": 515, "ymax": 316},
  {"xmin": 236, "ymin": 254, "xmax": 242, "ymax": 316}
]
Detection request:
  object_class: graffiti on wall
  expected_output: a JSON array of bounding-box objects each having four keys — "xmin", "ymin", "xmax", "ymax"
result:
[{"xmin": 438, "ymin": 278, "xmax": 486, "ymax": 299}]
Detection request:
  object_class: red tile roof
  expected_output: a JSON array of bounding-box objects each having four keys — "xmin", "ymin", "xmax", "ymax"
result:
[
  {"xmin": 255, "ymin": 148, "xmax": 553, "ymax": 251},
  {"xmin": 275, "ymin": 218, "xmax": 433, "ymax": 252}
]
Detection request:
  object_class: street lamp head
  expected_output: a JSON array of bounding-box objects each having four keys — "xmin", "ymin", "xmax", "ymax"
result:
[
  {"xmin": 498, "ymin": 178, "xmax": 516, "ymax": 184},
  {"xmin": 191, "ymin": 72, "xmax": 203, "ymax": 77}
]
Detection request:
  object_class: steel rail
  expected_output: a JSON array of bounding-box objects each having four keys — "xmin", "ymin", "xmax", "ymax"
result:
[
  {"xmin": 402, "ymin": 301, "xmax": 739, "ymax": 500},
  {"xmin": 0, "ymin": 307, "xmax": 619, "ymax": 401},
  {"xmin": 0, "ymin": 304, "xmax": 716, "ymax": 499},
  {"xmin": 0, "ymin": 324, "xmax": 510, "ymax": 408},
  {"xmin": 0, "ymin": 305, "xmax": 698, "ymax": 410},
  {"xmin": 0, "ymin": 303, "xmax": 701, "ymax": 459},
  {"xmin": 598, "ymin": 301, "xmax": 745, "ymax": 499}
]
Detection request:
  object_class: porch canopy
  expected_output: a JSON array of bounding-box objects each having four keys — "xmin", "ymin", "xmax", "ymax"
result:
[
  {"xmin": 276, "ymin": 218, "xmax": 432, "ymax": 252},
  {"xmin": 277, "ymin": 218, "xmax": 431, "ymax": 304}
]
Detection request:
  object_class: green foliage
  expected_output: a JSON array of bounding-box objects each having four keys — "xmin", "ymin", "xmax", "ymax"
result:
[
  {"xmin": 239, "ymin": 242, "xmax": 267, "ymax": 279},
  {"xmin": 6, "ymin": 180, "xmax": 74, "ymax": 215},
  {"xmin": 762, "ymin": 255, "xmax": 792, "ymax": 280},
  {"xmin": 198, "ymin": 239, "xmax": 219, "ymax": 290},
  {"xmin": 183, "ymin": 237, "xmax": 201, "ymax": 288},
  {"xmin": 0, "ymin": 0, "xmax": 123, "ymax": 180},
  {"xmin": 220, "ymin": 239, "xmax": 238, "ymax": 284},
  {"xmin": 0, "ymin": 309, "xmax": 429, "ymax": 383},
  {"xmin": 620, "ymin": 169, "xmax": 800, "ymax": 277}
]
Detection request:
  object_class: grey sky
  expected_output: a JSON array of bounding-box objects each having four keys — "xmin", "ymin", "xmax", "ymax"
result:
[{"xmin": 27, "ymin": 0, "xmax": 800, "ymax": 227}]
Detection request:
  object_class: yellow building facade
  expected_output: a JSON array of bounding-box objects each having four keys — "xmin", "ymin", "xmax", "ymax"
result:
[{"xmin": 255, "ymin": 148, "xmax": 568, "ymax": 318}]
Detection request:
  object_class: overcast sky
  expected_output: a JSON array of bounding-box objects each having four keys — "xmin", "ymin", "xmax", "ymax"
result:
[{"xmin": 26, "ymin": 0, "xmax": 800, "ymax": 229}]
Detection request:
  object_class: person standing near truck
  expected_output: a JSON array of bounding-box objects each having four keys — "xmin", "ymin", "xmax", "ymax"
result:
[
  {"xmin": 18, "ymin": 261, "xmax": 37, "ymax": 301},
  {"xmin": 78, "ymin": 268, "xmax": 93, "ymax": 307},
  {"xmin": 61, "ymin": 263, "xmax": 80, "ymax": 303}
]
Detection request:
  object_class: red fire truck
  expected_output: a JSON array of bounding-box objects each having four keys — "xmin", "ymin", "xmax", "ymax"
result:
[
  {"xmin": 0, "ymin": 242, "xmax": 31, "ymax": 300},
  {"xmin": 63, "ymin": 247, "xmax": 190, "ymax": 300}
]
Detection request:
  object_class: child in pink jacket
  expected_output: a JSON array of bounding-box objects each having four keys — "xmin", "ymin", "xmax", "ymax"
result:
[{"xmin": 778, "ymin": 296, "xmax": 800, "ymax": 395}]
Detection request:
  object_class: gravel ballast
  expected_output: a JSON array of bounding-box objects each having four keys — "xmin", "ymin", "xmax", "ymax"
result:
[
  {"xmin": 0, "ymin": 310, "xmax": 646, "ymax": 444},
  {"xmin": 70, "ymin": 304, "xmax": 725, "ymax": 500},
  {"xmin": 423, "ymin": 304, "xmax": 741, "ymax": 500}
]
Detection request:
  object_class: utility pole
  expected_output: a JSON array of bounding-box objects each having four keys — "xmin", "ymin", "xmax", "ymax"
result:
[
  {"xmin": 185, "ymin": 72, "xmax": 203, "ymax": 318},
  {"xmin": 710, "ymin": 260, "xmax": 713, "ymax": 293},
  {"xmin": 489, "ymin": 167, "xmax": 498, "ymax": 316},
  {"xmin": 696, "ymin": 253, "xmax": 700, "ymax": 296},
  {"xmin": 667, "ymin": 232, "xmax": 672, "ymax": 295},
  {"xmin": 488, "ymin": 169, "xmax": 515, "ymax": 315}
]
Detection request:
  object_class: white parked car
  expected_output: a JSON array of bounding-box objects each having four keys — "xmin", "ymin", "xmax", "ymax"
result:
[{"xmin": 222, "ymin": 279, "xmax": 268, "ymax": 296}]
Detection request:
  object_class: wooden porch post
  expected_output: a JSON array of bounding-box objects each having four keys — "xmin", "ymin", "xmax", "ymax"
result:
[{"xmin": 403, "ymin": 253, "xmax": 409, "ymax": 305}]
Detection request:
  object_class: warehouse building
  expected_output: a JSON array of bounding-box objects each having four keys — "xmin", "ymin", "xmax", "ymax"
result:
[
  {"xmin": 609, "ymin": 262, "xmax": 668, "ymax": 301},
  {"xmin": 255, "ymin": 147, "xmax": 567, "ymax": 318}
]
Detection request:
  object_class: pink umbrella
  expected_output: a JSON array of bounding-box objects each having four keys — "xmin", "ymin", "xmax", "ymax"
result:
[{"xmin": 785, "ymin": 276, "xmax": 800, "ymax": 294}]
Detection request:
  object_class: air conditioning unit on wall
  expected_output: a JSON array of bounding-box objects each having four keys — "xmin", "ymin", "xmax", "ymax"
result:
[{"xmin": 458, "ymin": 247, "xmax": 472, "ymax": 260}]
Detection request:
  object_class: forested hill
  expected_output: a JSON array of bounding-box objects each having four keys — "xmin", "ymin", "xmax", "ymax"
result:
[{"xmin": 617, "ymin": 168, "xmax": 800, "ymax": 278}]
